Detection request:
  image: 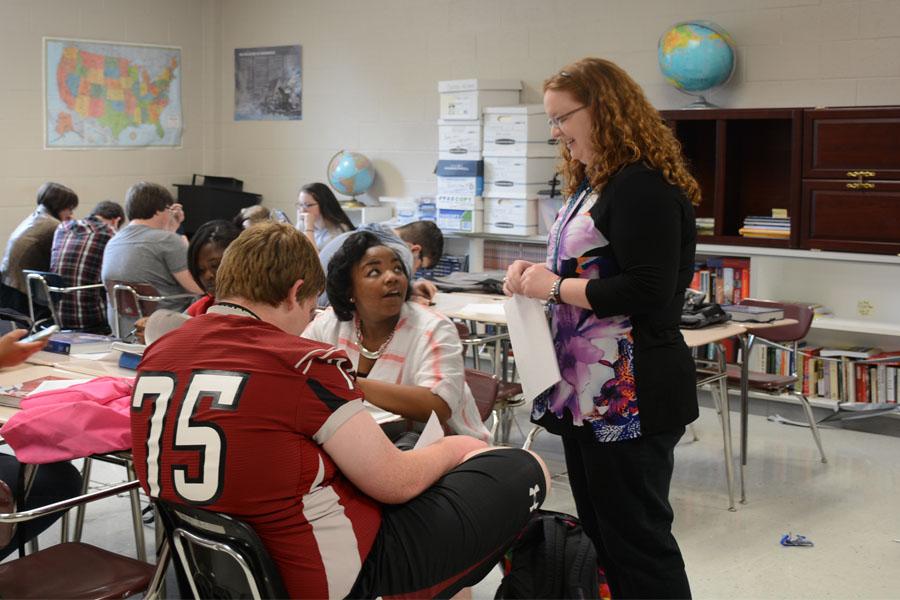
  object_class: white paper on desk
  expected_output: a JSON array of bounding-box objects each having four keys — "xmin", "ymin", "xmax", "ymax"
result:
[
  {"xmin": 503, "ymin": 295, "xmax": 561, "ymax": 401},
  {"xmin": 458, "ymin": 303, "xmax": 506, "ymax": 317},
  {"xmin": 413, "ymin": 411, "xmax": 445, "ymax": 450},
  {"xmin": 29, "ymin": 378, "xmax": 91, "ymax": 395}
]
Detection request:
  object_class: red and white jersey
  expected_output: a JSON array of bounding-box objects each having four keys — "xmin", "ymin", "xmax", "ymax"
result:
[{"xmin": 130, "ymin": 305, "xmax": 381, "ymax": 599}]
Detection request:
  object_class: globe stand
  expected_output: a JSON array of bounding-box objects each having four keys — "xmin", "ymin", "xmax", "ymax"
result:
[
  {"xmin": 684, "ymin": 94, "xmax": 718, "ymax": 109},
  {"xmin": 340, "ymin": 198, "xmax": 365, "ymax": 208}
]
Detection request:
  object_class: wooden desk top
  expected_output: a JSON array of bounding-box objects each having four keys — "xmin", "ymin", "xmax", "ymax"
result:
[{"xmin": 432, "ymin": 292, "xmax": 508, "ymax": 325}]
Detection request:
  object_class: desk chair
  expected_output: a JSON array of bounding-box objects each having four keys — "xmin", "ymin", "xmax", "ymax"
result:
[
  {"xmin": 0, "ymin": 479, "xmax": 164, "ymax": 600},
  {"xmin": 726, "ymin": 299, "xmax": 827, "ymax": 466},
  {"xmin": 109, "ymin": 281, "xmax": 195, "ymax": 338},
  {"xmin": 455, "ymin": 322, "xmax": 524, "ymax": 443},
  {"xmin": 24, "ymin": 270, "xmax": 105, "ymax": 332},
  {"xmin": 155, "ymin": 500, "xmax": 288, "ymax": 599},
  {"xmin": 465, "ymin": 368, "xmax": 500, "ymax": 425}
]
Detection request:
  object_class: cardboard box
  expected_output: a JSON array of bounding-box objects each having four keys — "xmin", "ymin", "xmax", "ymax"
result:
[
  {"xmin": 483, "ymin": 105, "xmax": 559, "ymax": 157},
  {"xmin": 483, "ymin": 197, "xmax": 538, "ymax": 236},
  {"xmin": 438, "ymin": 120, "xmax": 482, "ymax": 160},
  {"xmin": 483, "ymin": 157, "xmax": 557, "ymax": 198},
  {"xmin": 438, "ymin": 79, "xmax": 522, "ymax": 121},
  {"xmin": 436, "ymin": 195, "xmax": 483, "ymax": 233},
  {"xmin": 435, "ymin": 159, "xmax": 484, "ymax": 197}
]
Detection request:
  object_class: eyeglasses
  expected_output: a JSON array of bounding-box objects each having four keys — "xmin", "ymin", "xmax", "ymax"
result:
[
  {"xmin": 548, "ymin": 105, "xmax": 586, "ymax": 130},
  {"xmin": 296, "ymin": 201, "xmax": 318, "ymax": 209}
]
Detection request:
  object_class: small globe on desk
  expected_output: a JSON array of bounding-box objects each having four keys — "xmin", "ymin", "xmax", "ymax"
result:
[
  {"xmin": 327, "ymin": 150, "xmax": 375, "ymax": 206},
  {"xmin": 658, "ymin": 20, "xmax": 736, "ymax": 108}
]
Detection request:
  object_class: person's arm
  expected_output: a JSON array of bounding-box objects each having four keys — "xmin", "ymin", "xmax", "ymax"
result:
[
  {"xmin": 0, "ymin": 330, "xmax": 48, "ymax": 368},
  {"xmin": 323, "ymin": 410, "xmax": 485, "ymax": 504},
  {"xmin": 583, "ymin": 172, "xmax": 683, "ymax": 317},
  {"xmin": 172, "ymin": 270, "xmax": 203, "ymax": 294},
  {"xmin": 355, "ymin": 378, "xmax": 451, "ymax": 422},
  {"xmin": 411, "ymin": 279, "xmax": 438, "ymax": 302}
]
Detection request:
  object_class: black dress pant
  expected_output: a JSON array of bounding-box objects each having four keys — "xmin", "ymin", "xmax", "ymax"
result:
[{"xmin": 561, "ymin": 427, "xmax": 691, "ymax": 600}]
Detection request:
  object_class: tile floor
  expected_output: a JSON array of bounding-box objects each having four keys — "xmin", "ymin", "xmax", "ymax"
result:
[{"xmin": 18, "ymin": 396, "xmax": 900, "ymax": 599}]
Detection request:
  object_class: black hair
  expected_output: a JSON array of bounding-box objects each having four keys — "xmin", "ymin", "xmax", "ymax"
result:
[
  {"xmin": 395, "ymin": 220, "xmax": 444, "ymax": 267},
  {"xmin": 301, "ymin": 182, "xmax": 355, "ymax": 232},
  {"xmin": 36, "ymin": 182, "xmax": 78, "ymax": 219},
  {"xmin": 89, "ymin": 200, "xmax": 125, "ymax": 222},
  {"xmin": 187, "ymin": 220, "xmax": 242, "ymax": 289},
  {"xmin": 125, "ymin": 181, "xmax": 174, "ymax": 220},
  {"xmin": 326, "ymin": 231, "xmax": 411, "ymax": 321}
]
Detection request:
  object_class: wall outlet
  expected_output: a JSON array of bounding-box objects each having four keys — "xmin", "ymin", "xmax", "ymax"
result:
[{"xmin": 857, "ymin": 299, "xmax": 874, "ymax": 316}]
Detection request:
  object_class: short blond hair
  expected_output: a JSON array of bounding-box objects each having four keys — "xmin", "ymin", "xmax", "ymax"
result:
[{"xmin": 215, "ymin": 222, "xmax": 325, "ymax": 306}]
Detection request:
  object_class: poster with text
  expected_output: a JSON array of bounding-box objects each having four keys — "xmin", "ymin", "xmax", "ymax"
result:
[
  {"xmin": 45, "ymin": 38, "xmax": 182, "ymax": 148},
  {"xmin": 234, "ymin": 45, "xmax": 302, "ymax": 121}
]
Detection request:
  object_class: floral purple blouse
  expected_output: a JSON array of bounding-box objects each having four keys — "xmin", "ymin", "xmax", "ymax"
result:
[{"xmin": 533, "ymin": 185, "xmax": 642, "ymax": 443}]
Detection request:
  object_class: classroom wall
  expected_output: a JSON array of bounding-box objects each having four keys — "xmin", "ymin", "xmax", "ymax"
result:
[
  {"xmin": 215, "ymin": 0, "xmax": 900, "ymax": 215},
  {"xmin": 0, "ymin": 0, "xmax": 217, "ymax": 243},
  {"xmin": 3, "ymin": 0, "xmax": 899, "ymax": 238}
]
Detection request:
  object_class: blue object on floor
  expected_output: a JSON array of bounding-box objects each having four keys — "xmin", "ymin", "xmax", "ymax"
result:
[{"xmin": 780, "ymin": 533, "xmax": 814, "ymax": 547}]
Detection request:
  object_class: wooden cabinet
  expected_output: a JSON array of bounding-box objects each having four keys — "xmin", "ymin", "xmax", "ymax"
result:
[
  {"xmin": 663, "ymin": 105, "xmax": 900, "ymax": 256},
  {"xmin": 801, "ymin": 107, "xmax": 900, "ymax": 254},
  {"xmin": 661, "ymin": 108, "xmax": 802, "ymax": 249}
]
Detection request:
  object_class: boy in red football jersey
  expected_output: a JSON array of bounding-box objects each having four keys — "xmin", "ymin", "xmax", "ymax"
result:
[{"xmin": 130, "ymin": 222, "xmax": 549, "ymax": 598}]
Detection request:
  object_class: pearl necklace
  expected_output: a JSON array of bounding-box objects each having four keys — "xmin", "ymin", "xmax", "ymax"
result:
[{"xmin": 355, "ymin": 318, "xmax": 397, "ymax": 360}]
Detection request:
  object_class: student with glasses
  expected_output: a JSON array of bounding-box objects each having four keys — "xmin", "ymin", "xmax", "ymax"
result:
[
  {"xmin": 503, "ymin": 57, "xmax": 702, "ymax": 599},
  {"xmin": 295, "ymin": 182, "xmax": 355, "ymax": 250}
]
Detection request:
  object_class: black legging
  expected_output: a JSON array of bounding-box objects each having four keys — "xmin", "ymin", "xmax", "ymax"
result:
[{"xmin": 0, "ymin": 454, "xmax": 83, "ymax": 560}]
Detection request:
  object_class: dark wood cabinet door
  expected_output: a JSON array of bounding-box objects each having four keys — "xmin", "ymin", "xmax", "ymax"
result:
[
  {"xmin": 801, "ymin": 180, "xmax": 900, "ymax": 254},
  {"xmin": 803, "ymin": 107, "xmax": 900, "ymax": 180}
]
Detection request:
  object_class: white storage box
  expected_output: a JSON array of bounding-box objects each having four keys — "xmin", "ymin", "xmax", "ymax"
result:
[
  {"xmin": 483, "ymin": 105, "xmax": 559, "ymax": 157},
  {"xmin": 483, "ymin": 157, "xmax": 558, "ymax": 198},
  {"xmin": 436, "ymin": 196, "xmax": 483, "ymax": 233},
  {"xmin": 438, "ymin": 79, "xmax": 521, "ymax": 121},
  {"xmin": 436, "ymin": 159, "xmax": 484, "ymax": 197},
  {"xmin": 438, "ymin": 120, "xmax": 482, "ymax": 160},
  {"xmin": 484, "ymin": 198, "xmax": 539, "ymax": 236}
]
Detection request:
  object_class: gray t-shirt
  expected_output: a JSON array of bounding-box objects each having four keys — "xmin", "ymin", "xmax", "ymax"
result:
[{"xmin": 101, "ymin": 224, "xmax": 194, "ymax": 333}]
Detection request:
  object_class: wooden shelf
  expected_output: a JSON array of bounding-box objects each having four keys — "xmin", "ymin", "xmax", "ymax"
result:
[
  {"xmin": 809, "ymin": 317, "xmax": 900, "ymax": 337},
  {"xmin": 696, "ymin": 243, "xmax": 900, "ymax": 264}
]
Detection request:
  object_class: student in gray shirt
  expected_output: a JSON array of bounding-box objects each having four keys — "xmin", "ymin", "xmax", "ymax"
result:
[{"xmin": 101, "ymin": 182, "xmax": 201, "ymax": 335}]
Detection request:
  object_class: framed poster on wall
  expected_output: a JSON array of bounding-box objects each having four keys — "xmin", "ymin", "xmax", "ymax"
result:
[{"xmin": 234, "ymin": 45, "xmax": 302, "ymax": 121}]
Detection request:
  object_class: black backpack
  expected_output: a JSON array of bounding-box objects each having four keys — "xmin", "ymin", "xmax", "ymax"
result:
[{"xmin": 495, "ymin": 509, "xmax": 610, "ymax": 599}]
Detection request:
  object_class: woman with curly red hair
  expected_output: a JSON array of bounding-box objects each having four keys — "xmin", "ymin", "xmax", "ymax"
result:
[{"xmin": 504, "ymin": 57, "xmax": 700, "ymax": 598}]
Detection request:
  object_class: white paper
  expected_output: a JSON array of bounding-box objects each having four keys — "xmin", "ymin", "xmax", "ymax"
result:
[
  {"xmin": 458, "ymin": 303, "xmax": 506, "ymax": 317},
  {"xmin": 413, "ymin": 411, "xmax": 445, "ymax": 450},
  {"xmin": 503, "ymin": 295, "xmax": 561, "ymax": 401},
  {"xmin": 29, "ymin": 378, "xmax": 91, "ymax": 395}
]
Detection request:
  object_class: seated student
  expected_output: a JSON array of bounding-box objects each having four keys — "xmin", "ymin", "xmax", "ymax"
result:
[
  {"xmin": 101, "ymin": 182, "xmax": 202, "ymax": 335},
  {"xmin": 184, "ymin": 219, "xmax": 241, "ymax": 316},
  {"xmin": 233, "ymin": 205, "xmax": 291, "ymax": 230},
  {"xmin": 318, "ymin": 220, "xmax": 443, "ymax": 304},
  {"xmin": 130, "ymin": 222, "xmax": 548, "ymax": 598},
  {"xmin": 50, "ymin": 200, "xmax": 125, "ymax": 333},
  {"xmin": 304, "ymin": 230, "xmax": 490, "ymax": 441},
  {"xmin": 295, "ymin": 182, "xmax": 355, "ymax": 250},
  {"xmin": 1, "ymin": 182, "xmax": 79, "ymax": 316},
  {"xmin": 0, "ymin": 329, "xmax": 82, "ymax": 559}
]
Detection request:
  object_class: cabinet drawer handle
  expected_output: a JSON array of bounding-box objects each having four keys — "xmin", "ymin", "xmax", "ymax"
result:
[
  {"xmin": 846, "ymin": 170, "xmax": 876, "ymax": 178},
  {"xmin": 846, "ymin": 182, "xmax": 876, "ymax": 190}
]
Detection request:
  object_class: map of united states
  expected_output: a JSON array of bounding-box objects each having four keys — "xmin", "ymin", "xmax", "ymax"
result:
[{"xmin": 55, "ymin": 46, "xmax": 176, "ymax": 140}]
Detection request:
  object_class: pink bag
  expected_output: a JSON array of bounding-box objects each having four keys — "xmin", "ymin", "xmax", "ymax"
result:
[{"xmin": 0, "ymin": 377, "xmax": 135, "ymax": 464}]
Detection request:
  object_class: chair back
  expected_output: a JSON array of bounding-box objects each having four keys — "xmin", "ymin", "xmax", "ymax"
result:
[
  {"xmin": 740, "ymin": 299, "xmax": 813, "ymax": 342},
  {"xmin": 465, "ymin": 368, "xmax": 500, "ymax": 422},
  {"xmin": 23, "ymin": 270, "xmax": 62, "ymax": 328},
  {"xmin": 109, "ymin": 281, "xmax": 165, "ymax": 320},
  {"xmin": 155, "ymin": 500, "xmax": 288, "ymax": 599}
]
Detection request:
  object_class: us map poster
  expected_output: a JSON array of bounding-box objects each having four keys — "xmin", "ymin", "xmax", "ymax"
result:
[
  {"xmin": 44, "ymin": 38, "xmax": 182, "ymax": 148},
  {"xmin": 234, "ymin": 45, "xmax": 302, "ymax": 121}
]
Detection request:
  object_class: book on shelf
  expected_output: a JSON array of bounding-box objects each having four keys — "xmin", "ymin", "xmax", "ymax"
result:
[
  {"xmin": 722, "ymin": 304, "xmax": 784, "ymax": 322},
  {"xmin": 45, "ymin": 331, "xmax": 116, "ymax": 355},
  {"xmin": 819, "ymin": 346, "xmax": 880, "ymax": 359}
]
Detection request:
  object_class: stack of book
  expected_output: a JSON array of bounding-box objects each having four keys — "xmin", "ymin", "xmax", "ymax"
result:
[
  {"xmin": 689, "ymin": 256, "xmax": 750, "ymax": 305},
  {"xmin": 739, "ymin": 215, "xmax": 790, "ymax": 239},
  {"xmin": 797, "ymin": 346, "xmax": 900, "ymax": 403},
  {"xmin": 695, "ymin": 217, "xmax": 715, "ymax": 236}
]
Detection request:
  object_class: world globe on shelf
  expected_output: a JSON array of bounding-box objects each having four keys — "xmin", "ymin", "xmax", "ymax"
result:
[
  {"xmin": 326, "ymin": 150, "xmax": 375, "ymax": 203},
  {"xmin": 658, "ymin": 20, "xmax": 736, "ymax": 108}
]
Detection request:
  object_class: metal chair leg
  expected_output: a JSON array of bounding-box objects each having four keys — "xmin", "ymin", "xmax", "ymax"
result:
[
  {"xmin": 522, "ymin": 425, "xmax": 544, "ymax": 450},
  {"xmin": 797, "ymin": 394, "xmax": 828, "ymax": 463},
  {"xmin": 714, "ymin": 344, "xmax": 736, "ymax": 511},
  {"xmin": 73, "ymin": 457, "xmax": 93, "ymax": 541},
  {"xmin": 125, "ymin": 462, "xmax": 148, "ymax": 562}
]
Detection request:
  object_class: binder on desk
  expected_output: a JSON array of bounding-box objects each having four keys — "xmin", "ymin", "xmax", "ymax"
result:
[{"xmin": 175, "ymin": 174, "xmax": 261, "ymax": 237}]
